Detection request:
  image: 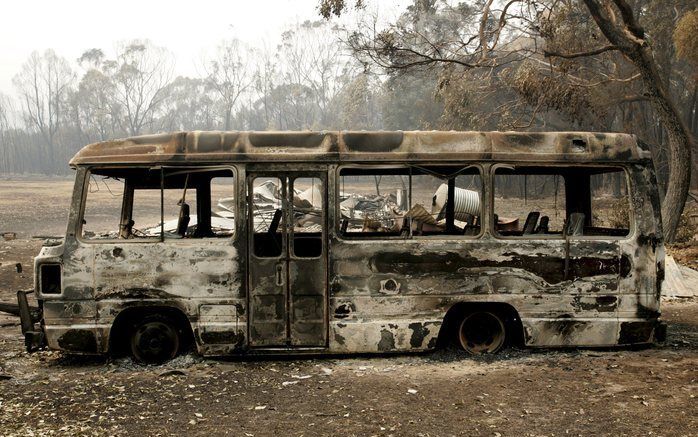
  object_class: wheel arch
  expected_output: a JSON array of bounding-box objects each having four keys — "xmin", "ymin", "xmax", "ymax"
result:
[
  {"xmin": 108, "ymin": 304, "xmax": 195, "ymax": 356},
  {"xmin": 436, "ymin": 301, "xmax": 525, "ymax": 349}
]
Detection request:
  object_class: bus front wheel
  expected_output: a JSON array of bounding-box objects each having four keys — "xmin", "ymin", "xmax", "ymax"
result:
[
  {"xmin": 130, "ymin": 315, "xmax": 180, "ymax": 364},
  {"xmin": 457, "ymin": 311, "xmax": 506, "ymax": 354}
]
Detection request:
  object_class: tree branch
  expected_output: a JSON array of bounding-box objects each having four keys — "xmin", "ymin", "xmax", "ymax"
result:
[
  {"xmin": 602, "ymin": 94, "xmax": 650, "ymax": 106},
  {"xmin": 544, "ymin": 44, "xmax": 619, "ymax": 59},
  {"xmin": 612, "ymin": 0, "xmax": 645, "ymax": 40}
]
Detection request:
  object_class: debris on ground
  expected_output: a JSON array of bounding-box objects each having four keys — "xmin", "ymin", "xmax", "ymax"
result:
[{"xmin": 663, "ymin": 255, "xmax": 698, "ymax": 298}]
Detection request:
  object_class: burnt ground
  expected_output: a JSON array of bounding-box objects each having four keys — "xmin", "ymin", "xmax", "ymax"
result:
[{"xmin": 0, "ymin": 178, "xmax": 696, "ymax": 436}]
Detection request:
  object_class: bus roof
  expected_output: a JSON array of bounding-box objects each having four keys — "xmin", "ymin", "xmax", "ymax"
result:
[{"xmin": 69, "ymin": 130, "xmax": 650, "ymax": 166}]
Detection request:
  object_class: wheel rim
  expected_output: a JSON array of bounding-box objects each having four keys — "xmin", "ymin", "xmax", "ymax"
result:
[
  {"xmin": 458, "ymin": 311, "xmax": 505, "ymax": 354},
  {"xmin": 131, "ymin": 321, "xmax": 179, "ymax": 364}
]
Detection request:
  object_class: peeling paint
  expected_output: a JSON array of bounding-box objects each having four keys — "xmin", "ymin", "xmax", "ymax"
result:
[{"xmin": 378, "ymin": 329, "xmax": 396, "ymax": 351}]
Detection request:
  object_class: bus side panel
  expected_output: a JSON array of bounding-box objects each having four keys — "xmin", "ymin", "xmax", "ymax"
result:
[
  {"xmin": 40, "ymin": 169, "xmax": 105, "ymax": 354},
  {"xmin": 91, "ymin": 241, "xmax": 244, "ymax": 353},
  {"xmin": 616, "ymin": 163, "xmax": 664, "ymax": 344},
  {"xmin": 42, "ymin": 236, "xmax": 102, "ymax": 353},
  {"xmin": 39, "ymin": 238, "xmax": 244, "ymax": 355},
  {"xmin": 328, "ymin": 237, "xmax": 623, "ymax": 353}
]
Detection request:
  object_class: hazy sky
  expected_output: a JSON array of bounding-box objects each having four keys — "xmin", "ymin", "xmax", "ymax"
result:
[{"xmin": 0, "ymin": 0, "xmax": 406, "ymax": 96}]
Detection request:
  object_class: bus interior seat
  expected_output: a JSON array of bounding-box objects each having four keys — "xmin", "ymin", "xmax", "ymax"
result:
[
  {"xmin": 462, "ymin": 213, "xmax": 478, "ymax": 227},
  {"xmin": 565, "ymin": 213, "xmax": 585, "ymax": 236},
  {"xmin": 400, "ymin": 217, "xmax": 410, "ymax": 237},
  {"xmin": 460, "ymin": 215, "xmax": 479, "ymax": 235},
  {"xmin": 176, "ymin": 202, "xmax": 190, "ymax": 237},
  {"xmin": 535, "ymin": 216, "xmax": 549, "ymax": 234},
  {"xmin": 119, "ymin": 219, "xmax": 134, "ymax": 239},
  {"xmin": 268, "ymin": 209, "xmax": 283, "ymax": 234},
  {"xmin": 522, "ymin": 211, "xmax": 540, "ymax": 235},
  {"xmin": 463, "ymin": 225, "xmax": 480, "ymax": 236}
]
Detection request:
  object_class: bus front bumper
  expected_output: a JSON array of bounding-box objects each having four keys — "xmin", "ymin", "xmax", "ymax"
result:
[{"xmin": 17, "ymin": 290, "xmax": 45, "ymax": 352}]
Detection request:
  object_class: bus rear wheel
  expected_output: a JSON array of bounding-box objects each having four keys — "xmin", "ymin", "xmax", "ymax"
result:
[
  {"xmin": 457, "ymin": 311, "xmax": 506, "ymax": 354},
  {"xmin": 130, "ymin": 315, "xmax": 180, "ymax": 364}
]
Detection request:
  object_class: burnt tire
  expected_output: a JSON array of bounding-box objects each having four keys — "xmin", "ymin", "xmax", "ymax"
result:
[
  {"xmin": 457, "ymin": 311, "xmax": 506, "ymax": 354},
  {"xmin": 130, "ymin": 315, "xmax": 180, "ymax": 364}
]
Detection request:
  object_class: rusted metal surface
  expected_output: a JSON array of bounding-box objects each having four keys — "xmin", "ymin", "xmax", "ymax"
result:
[
  {"xmin": 69, "ymin": 131, "xmax": 649, "ymax": 166},
  {"xmin": 23, "ymin": 130, "xmax": 665, "ymax": 357}
]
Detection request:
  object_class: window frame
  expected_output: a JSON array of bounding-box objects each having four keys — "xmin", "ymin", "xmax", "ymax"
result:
[
  {"xmin": 489, "ymin": 163, "xmax": 635, "ymax": 241},
  {"xmin": 585, "ymin": 165, "xmax": 635, "ymax": 241},
  {"xmin": 77, "ymin": 165, "xmax": 238, "ymax": 244},
  {"xmin": 249, "ymin": 174, "xmax": 287, "ymax": 259},
  {"xmin": 289, "ymin": 175, "xmax": 325, "ymax": 260},
  {"xmin": 335, "ymin": 163, "xmax": 485, "ymax": 241}
]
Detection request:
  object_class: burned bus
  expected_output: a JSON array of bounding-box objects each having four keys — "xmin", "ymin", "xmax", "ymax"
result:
[{"xmin": 14, "ymin": 131, "xmax": 666, "ymax": 363}]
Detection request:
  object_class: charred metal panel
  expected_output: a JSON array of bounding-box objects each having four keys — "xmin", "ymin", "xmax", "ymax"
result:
[
  {"xmin": 44, "ymin": 324, "xmax": 110, "ymax": 353},
  {"xmin": 522, "ymin": 318, "xmax": 619, "ymax": 347},
  {"xmin": 618, "ymin": 320, "xmax": 656, "ymax": 344},
  {"xmin": 615, "ymin": 164, "xmax": 664, "ymax": 345},
  {"xmin": 70, "ymin": 131, "xmax": 646, "ymax": 166},
  {"xmin": 43, "ymin": 300, "xmax": 97, "ymax": 322},
  {"xmin": 38, "ymin": 164, "xmax": 244, "ymax": 356},
  {"xmin": 91, "ymin": 243, "xmax": 239, "ymax": 300},
  {"xmin": 57, "ymin": 329, "xmax": 98, "ymax": 353},
  {"xmin": 88, "ymin": 241, "xmax": 242, "ymax": 355},
  {"xmin": 248, "ymin": 255, "xmax": 288, "ymax": 346},
  {"xmin": 288, "ymin": 174, "xmax": 327, "ymax": 347},
  {"xmin": 330, "ymin": 320, "xmax": 441, "ymax": 353},
  {"xmin": 328, "ymin": 235, "xmax": 623, "ymax": 351},
  {"xmin": 288, "ymin": 260, "xmax": 326, "ymax": 346},
  {"xmin": 249, "ymin": 132, "xmax": 327, "ymax": 149},
  {"xmin": 185, "ymin": 131, "xmax": 240, "ymax": 154},
  {"xmin": 342, "ymin": 132, "xmax": 404, "ymax": 152},
  {"xmin": 247, "ymin": 171, "xmax": 328, "ymax": 348},
  {"xmin": 197, "ymin": 304, "xmax": 246, "ymax": 354}
]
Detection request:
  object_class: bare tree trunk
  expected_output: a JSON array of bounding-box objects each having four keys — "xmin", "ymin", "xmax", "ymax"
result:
[
  {"xmin": 690, "ymin": 84, "xmax": 698, "ymax": 190},
  {"xmin": 224, "ymin": 106, "xmax": 232, "ymax": 131},
  {"xmin": 582, "ymin": 0, "xmax": 694, "ymax": 241}
]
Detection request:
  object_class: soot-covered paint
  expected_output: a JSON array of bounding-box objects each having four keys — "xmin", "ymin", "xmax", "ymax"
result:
[{"xmin": 21, "ymin": 130, "xmax": 664, "ymax": 358}]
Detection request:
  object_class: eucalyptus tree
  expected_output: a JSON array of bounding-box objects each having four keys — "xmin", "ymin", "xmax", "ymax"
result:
[
  {"xmin": 203, "ymin": 39, "xmax": 255, "ymax": 130},
  {"xmin": 320, "ymin": 0, "xmax": 696, "ymax": 241},
  {"xmin": 0, "ymin": 93, "xmax": 14, "ymax": 173},
  {"xmin": 12, "ymin": 49, "xmax": 75, "ymax": 172},
  {"xmin": 160, "ymin": 76, "xmax": 220, "ymax": 131},
  {"xmin": 73, "ymin": 49, "xmax": 120, "ymax": 143},
  {"xmin": 279, "ymin": 20, "xmax": 357, "ymax": 128},
  {"xmin": 105, "ymin": 40, "xmax": 174, "ymax": 136}
]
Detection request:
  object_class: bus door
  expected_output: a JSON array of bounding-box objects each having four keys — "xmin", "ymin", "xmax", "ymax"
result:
[{"xmin": 247, "ymin": 171, "xmax": 327, "ymax": 347}]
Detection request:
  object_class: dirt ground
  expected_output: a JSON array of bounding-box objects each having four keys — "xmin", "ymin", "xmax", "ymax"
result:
[{"xmin": 0, "ymin": 177, "xmax": 696, "ymax": 436}]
